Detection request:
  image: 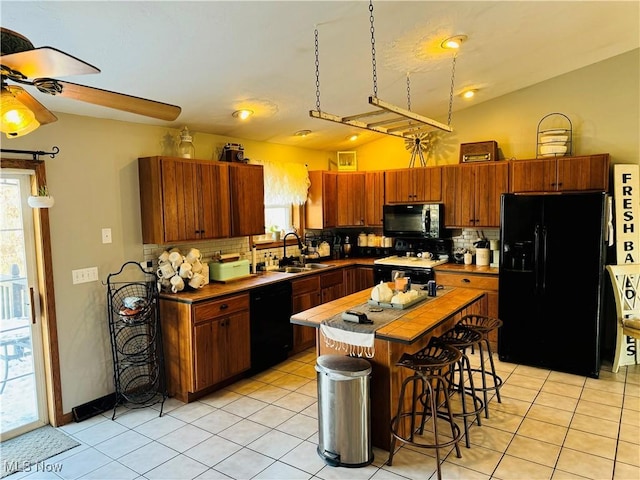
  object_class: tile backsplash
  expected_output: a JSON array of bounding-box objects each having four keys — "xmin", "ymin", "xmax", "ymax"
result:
[
  {"xmin": 143, "ymin": 228, "xmax": 499, "ymax": 267},
  {"xmin": 143, "ymin": 237, "xmax": 303, "ymax": 267}
]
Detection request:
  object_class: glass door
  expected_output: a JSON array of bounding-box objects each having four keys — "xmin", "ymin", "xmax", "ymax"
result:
[{"xmin": 0, "ymin": 173, "xmax": 48, "ymax": 440}]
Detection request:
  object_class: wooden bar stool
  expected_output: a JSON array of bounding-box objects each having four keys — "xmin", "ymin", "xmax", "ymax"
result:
[
  {"xmin": 437, "ymin": 324, "xmax": 485, "ymax": 447},
  {"xmin": 457, "ymin": 314, "xmax": 503, "ymax": 418},
  {"xmin": 387, "ymin": 337, "xmax": 462, "ymax": 480}
]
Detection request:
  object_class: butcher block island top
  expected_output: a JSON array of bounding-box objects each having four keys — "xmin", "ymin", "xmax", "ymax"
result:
[
  {"xmin": 291, "ymin": 286, "xmax": 485, "ymax": 344},
  {"xmin": 290, "ymin": 285, "xmax": 488, "ymax": 450}
]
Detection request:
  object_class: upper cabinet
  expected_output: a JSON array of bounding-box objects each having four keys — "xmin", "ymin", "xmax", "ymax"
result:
[
  {"xmin": 138, "ymin": 156, "xmax": 263, "ymax": 244},
  {"xmin": 385, "ymin": 166, "xmax": 442, "ymax": 204},
  {"xmin": 337, "ymin": 172, "xmax": 365, "ymax": 227},
  {"xmin": 228, "ymin": 163, "xmax": 265, "ymax": 236},
  {"xmin": 442, "ymin": 162, "xmax": 509, "ymax": 228},
  {"xmin": 364, "ymin": 171, "xmax": 385, "ymax": 226},
  {"xmin": 306, "ymin": 171, "xmax": 338, "ymax": 229},
  {"xmin": 509, "ymin": 154, "xmax": 609, "ymax": 193},
  {"xmin": 307, "ymin": 171, "xmax": 384, "ymax": 228}
]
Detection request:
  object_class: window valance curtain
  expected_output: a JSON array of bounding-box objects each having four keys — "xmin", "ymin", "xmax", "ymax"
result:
[{"xmin": 250, "ymin": 159, "xmax": 310, "ymax": 206}]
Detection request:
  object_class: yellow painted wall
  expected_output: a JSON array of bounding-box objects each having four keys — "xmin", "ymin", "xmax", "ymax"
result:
[{"xmin": 356, "ymin": 49, "xmax": 639, "ymax": 171}]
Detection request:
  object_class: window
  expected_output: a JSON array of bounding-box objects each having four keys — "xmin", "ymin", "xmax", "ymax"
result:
[{"xmin": 265, "ymin": 205, "xmax": 292, "ymax": 234}]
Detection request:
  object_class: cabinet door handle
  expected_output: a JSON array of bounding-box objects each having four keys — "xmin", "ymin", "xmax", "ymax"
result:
[
  {"xmin": 462, "ymin": 278, "xmax": 471, "ymax": 283},
  {"xmin": 220, "ymin": 303, "xmax": 228, "ymax": 310}
]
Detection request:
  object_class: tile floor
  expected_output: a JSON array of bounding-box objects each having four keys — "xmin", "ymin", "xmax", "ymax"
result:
[{"xmin": 8, "ymin": 348, "xmax": 640, "ymax": 480}]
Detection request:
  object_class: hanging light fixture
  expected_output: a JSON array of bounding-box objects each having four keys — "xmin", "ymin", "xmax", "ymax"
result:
[
  {"xmin": 310, "ymin": 0, "xmax": 460, "ymax": 138},
  {"xmin": 0, "ymin": 85, "xmax": 40, "ymax": 137}
]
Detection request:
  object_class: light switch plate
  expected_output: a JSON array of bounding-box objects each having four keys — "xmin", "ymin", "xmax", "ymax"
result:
[{"xmin": 72, "ymin": 267, "xmax": 99, "ymax": 284}]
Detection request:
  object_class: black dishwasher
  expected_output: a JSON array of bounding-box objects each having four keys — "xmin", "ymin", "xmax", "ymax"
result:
[{"xmin": 249, "ymin": 282, "xmax": 293, "ymax": 374}]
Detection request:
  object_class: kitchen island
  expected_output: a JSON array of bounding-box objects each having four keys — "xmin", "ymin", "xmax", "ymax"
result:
[{"xmin": 290, "ymin": 286, "xmax": 487, "ymax": 450}]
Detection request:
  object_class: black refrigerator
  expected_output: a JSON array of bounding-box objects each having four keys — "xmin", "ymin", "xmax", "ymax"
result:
[{"xmin": 498, "ymin": 192, "xmax": 607, "ymax": 378}]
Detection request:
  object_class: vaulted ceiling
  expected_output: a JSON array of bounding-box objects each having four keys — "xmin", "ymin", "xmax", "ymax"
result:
[{"xmin": 2, "ymin": 1, "xmax": 638, "ymax": 151}]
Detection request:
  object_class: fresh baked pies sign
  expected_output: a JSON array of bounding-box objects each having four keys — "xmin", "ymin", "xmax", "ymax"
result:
[{"xmin": 614, "ymin": 164, "xmax": 639, "ymax": 264}]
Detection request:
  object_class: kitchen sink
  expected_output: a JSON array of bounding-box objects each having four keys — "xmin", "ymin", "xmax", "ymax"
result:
[
  {"xmin": 275, "ymin": 263, "xmax": 335, "ymax": 274},
  {"xmin": 277, "ymin": 266, "xmax": 312, "ymax": 273}
]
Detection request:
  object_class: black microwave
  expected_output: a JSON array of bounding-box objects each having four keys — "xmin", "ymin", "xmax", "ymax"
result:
[{"xmin": 383, "ymin": 203, "xmax": 445, "ymax": 238}]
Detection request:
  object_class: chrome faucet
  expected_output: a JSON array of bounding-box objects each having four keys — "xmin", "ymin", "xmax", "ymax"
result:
[{"xmin": 281, "ymin": 232, "xmax": 305, "ymax": 267}]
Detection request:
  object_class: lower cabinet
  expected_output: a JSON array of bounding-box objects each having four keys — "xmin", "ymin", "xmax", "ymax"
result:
[
  {"xmin": 291, "ymin": 275, "xmax": 322, "ymax": 353},
  {"xmin": 344, "ymin": 266, "xmax": 375, "ymax": 295},
  {"xmin": 290, "ymin": 268, "xmax": 348, "ymax": 353},
  {"xmin": 320, "ymin": 269, "xmax": 345, "ymax": 303},
  {"xmin": 160, "ymin": 293, "xmax": 250, "ymax": 402},
  {"xmin": 434, "ymin": 270, "xmax": 499, "ymax": 349}
]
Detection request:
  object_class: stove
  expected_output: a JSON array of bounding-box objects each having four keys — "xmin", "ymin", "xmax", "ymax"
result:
[
  {"xmin": 374, "ymin": 255, "xmax": 448, "ymax": 269},
  {"xmin": 373, "ymin": 255, "xmax": 448, "ymax": 284}
]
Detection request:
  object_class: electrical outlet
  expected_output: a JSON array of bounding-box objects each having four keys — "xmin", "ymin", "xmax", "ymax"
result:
[
  {"xmin": 140, "ymin": 260, "xmax": 153, "ymax": 269},
  {"xmin": 72, "ymin": 267, "xmax": 99, "ymax": 284},
  {"xmin": 101, "ymin": 228, "xmax": 112, "ymax": 244}
]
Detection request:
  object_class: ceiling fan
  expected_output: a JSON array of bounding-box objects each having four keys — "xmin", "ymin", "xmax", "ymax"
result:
[{"xmin": 0, "ymin": 28, "xmax": 181, "ymax": 138}]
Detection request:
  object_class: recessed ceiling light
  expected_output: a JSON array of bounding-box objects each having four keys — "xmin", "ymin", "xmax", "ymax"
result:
[
  {"xmin": 232, "ymin": 109, "xmax": 254, "ymax": 120},
  {"xmin": 295, "ymin": 129, "xmax": 312, "ymax": 137},
  {"xmin": 348, "ymin": 134, "xmax": 359, "ymax": 142},
  {"xmin": 441, "ymin": 34, "xmax": 468, "ymax": 50},
  {"xmin": 462, "ymin": 89, "xmax": 477, "ymax": 99}
]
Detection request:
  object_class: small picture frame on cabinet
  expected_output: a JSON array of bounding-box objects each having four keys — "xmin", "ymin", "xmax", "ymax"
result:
[{"xmin": 337, "ymin": 151, "xmax": 357, "ymax": 171}]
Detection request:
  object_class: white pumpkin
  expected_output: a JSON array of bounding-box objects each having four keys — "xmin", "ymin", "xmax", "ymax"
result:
[{"xmin": 371, "ymin": 281, "xmax": 394, "ymax": 303}]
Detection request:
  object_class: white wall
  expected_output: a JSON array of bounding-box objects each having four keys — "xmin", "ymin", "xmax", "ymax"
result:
[{"xmin": 3, "ymin": 117, "xmax": 331, "ymax": 413}]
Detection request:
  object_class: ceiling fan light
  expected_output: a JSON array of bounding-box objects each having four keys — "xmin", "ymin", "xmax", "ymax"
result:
[
  {"xmin": 5, "ymin": 117, "xmax": 40, "ymax": 138},
  {"xmin": 0, "ymin": 87, "xmax": 38, "ymax": 136},
  {"xmin": 232, "ymin": 109, "xmax": 254, "ymax": 120}
]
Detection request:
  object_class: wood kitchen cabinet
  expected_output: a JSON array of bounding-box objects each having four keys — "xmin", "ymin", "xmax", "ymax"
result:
[
  {"xmin": 290, "ymin": 268, "xmax": 346, "ymax": 353},
  {"xmin": 365, "ymin": 171, "xmax": 385, "ymax": 226},
  {"xmin": 139, "ymin": 156, "xmax": 231, "ymax": 244},
  {"xmin": 320, "ymin": 269, "xmax": 345, "ymax": 303},
  {"xmin": 291, "ymin": 275, "xmax": 322, "ymax": 353},
  {"xmin": 306, "ymin": 171, "xmax": 338, "ymax": 229},
  {"xmin": 442, "ymin": 162, "xmax": 509, "ymax": 228},
  {"xmin": 337, "ymin": 172, "xmax": 366, "ymax": 226},
  {"xmin": 228, "ymin": 163, "xmax": 265, "ymax": 236},
  {"xmin": 385, "ymin": 166, "xmax": 442, "ymax": 204},
  {"xmin": 509, "ymin": 154, "xmax": 609, "ymax": 193},
  {"xmin": 344, "ymin": 266, "xmax": 375, "ymax": 295},
  {"xmin": 435, "ymin": 270, "xmax": 499, "ymax": 349},
  {"xmin": 159, "ymin": 293, "xmax": 250, "ymax": 402}
]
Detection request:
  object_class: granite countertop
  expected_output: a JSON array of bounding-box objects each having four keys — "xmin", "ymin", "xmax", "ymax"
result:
[{"xmin": 290, "ymin": 286, "xmax": 485, "ymax": 344}]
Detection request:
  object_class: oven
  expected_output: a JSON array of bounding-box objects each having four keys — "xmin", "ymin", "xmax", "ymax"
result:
[
  {"xmin": 373, "ymin": 237, "xmax": 452, "ymax": 285},
  {"xmin": 373, "ymin": 264, "xmax": 436, "ymax": 285}
]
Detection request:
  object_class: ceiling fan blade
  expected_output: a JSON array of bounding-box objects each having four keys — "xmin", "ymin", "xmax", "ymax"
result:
[
  {"xmin": 54, "ymin": 80, "xmax": 181, "ymax": 121},
  {"xmin": 7, "ymin": 85, "xmax": 58, "ymax": 125},
  {"xmin": 1, "ymin": 47, "xmax": 100, "ymax": 79}
]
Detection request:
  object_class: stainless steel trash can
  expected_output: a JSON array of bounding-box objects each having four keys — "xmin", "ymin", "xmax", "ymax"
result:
[{"xmin": 316, "ymin": 354, "xmax": 373, "ymax": 467}]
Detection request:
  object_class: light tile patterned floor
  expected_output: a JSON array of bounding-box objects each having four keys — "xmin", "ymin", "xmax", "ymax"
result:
[{"xmin": 8, "ymin": 349, "xmax": 640, "ymax": 480}]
